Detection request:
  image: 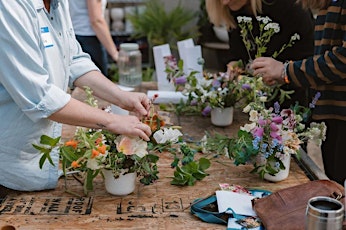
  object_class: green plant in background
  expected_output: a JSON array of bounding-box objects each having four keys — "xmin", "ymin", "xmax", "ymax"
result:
[
  {"xmin": 108, "ymin": 63, "xmax": 155, "ymax": 83},
  {"xmin": 126, "ymin": 0, "xmax": 199, "ymax": 66}
]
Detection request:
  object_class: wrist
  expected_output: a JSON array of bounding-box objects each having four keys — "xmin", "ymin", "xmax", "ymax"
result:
[
  {"xmin": 281, "ymin": 61, "xmax": 291, "ymax": 84},
  {"xmin": 111, "ymin": 51, "xmax": 119, "ymax": 61}
]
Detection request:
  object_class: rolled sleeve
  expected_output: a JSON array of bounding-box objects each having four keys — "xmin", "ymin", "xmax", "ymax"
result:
[
  {"xmin": 23, "ymin": 85, "xmax": 71, "ymax": 122},
  {"xmin": 69, "ymin": 56, "xmax": 100, "ymax": 88},
  {"xmin": 68, "ymin": 34, "xmax": 100, "ymax": 87}
]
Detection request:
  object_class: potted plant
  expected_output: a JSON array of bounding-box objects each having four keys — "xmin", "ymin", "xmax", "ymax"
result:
[
  {"xmin": 33, "ymin": 88, "xmax": 211, "ymax": 195},
  {"xmin": 163, "ymin": 55, "xmax": 279, "ymax": 126},
  {"xmin": 204, "ymin": 94, "xmax": 326, "ymax": 181}
]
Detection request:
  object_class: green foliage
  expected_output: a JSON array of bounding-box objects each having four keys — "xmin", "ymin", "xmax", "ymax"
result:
[
  {"xmin": 32, "ymin": 135, "xmax": 60, "ymax": 169},
  {"xmin": 127, "ymin": 0, "xmax": 198, "ymax": 47},
  {"xmin": 107, "ymin": 63, "xmax": 154, "ymax": 83},
  {"xmin": 169, "ymin": 143, "xmax": 210, "ymax": 186},
  {"xmin": 170, "ymin": 157, "xmax": 210, "ymax": 186}
]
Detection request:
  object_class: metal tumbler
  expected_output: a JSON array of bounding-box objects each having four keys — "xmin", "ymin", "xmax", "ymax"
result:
[{"xmin": 305, "ymin": 196, "xmax": 345, "ymax": 230}]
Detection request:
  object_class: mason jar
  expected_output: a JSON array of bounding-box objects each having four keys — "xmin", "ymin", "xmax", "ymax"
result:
[{"xmin": 118, "ymin": 43, "xmax": 142, "ymax": 87}]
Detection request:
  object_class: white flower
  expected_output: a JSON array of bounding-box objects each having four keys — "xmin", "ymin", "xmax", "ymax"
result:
[
  {"xmin": 87, "ymin": 152, "xmax": 108, "ymax": 170},
  {"xmin": 259, "ymin": 96, "xmax": 267, "ymax": 102},
  {"xmin": 264, "ymin": 22, "xmax": 280, "ymax": 33},
  {"xmin": 241, "ymin": 122, "xmax": 256, "ymax": 132},
  {"xmin": 243, "ymin": 104, "xmax": 251, "ymax": 113},
  {"xmin": 291, "ymin": 33, "xmax": 300, "ymax": 41},
  {"xmin": 257, "ymin": 16, "xmax": 272, "ymax": 24},
  {"xmin": 237, "ymin": 16, "xmax": 252, "ymax": 23},
  {"xmin": 153, "ymin": 128, "xmax": 183, "ymax": 144},
  {"xmin": 249, "ymin": 110, "xmax": 259, "ymax": 122}
]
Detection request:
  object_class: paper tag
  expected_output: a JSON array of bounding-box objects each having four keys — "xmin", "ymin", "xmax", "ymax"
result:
[
  {"xmin": 216, "ymin": 190, "xmax": 256, "ymax": 216},
  {"xmin": 41, "ymin": 27, "xmax": 53, "ymax": 48}
]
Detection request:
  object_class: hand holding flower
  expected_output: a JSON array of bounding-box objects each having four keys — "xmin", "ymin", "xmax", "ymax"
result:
[{"xmin": 251, "ymin": 57, "xmax": 286, "ymax": 86}]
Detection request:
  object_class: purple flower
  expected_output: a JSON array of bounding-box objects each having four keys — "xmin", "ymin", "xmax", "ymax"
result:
[
  {"xmin": 174, "ymin": 76, "xmax": 187, "ymax": 85},
  {"xmin": 241, "ymin": 84, "xmax": 251, "ymax": 90},
  {"xmin": 212, "ymin": 79, "xmax": 221, "ymax": 88},
  {"xmin": 201, "ymin": 105, "xmax": 212, "ymax": 116},
  {"xmin": 309, "ymin": 92, "xmax": 321, "ymax": 109},
  {"xmin": 274, "ymin": 102, "xmax": 280, "ymax": 114},
  {"xmin": 190, "ymin": 99, "xmax": 198, "ymax": 106}
]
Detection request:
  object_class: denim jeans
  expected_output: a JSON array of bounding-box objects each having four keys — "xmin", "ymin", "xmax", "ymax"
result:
[{"xmin": 76, "ymin": 35, "xmax": 108, "ymax": 76}]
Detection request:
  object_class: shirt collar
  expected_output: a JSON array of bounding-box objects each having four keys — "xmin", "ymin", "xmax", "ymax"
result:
[{"xmin": 32, "ymin": 0, "xmax": 60, "ymax": 10}]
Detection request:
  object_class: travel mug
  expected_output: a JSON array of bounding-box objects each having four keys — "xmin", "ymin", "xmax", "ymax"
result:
[{"xmin": 305, "ymin": 196, "xmax": 344, "ymax": 230}]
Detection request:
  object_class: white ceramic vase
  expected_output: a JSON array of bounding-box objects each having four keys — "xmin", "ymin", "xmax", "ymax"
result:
[
  {"xmin": 264, "ymin": 154, "xmax": 291, "ymax": 182},
  {"xmin": 210, "ymin": 107, "xmax": 234, "ymax": 127},
  {"xmin": 102, "ymin": 169, "xmax": 136, "ymax": 196}
]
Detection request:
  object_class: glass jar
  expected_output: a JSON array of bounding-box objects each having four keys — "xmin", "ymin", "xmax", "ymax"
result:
[{"xmin": 118, "ymin": 43, "xmax": 142, "ymax": 87}]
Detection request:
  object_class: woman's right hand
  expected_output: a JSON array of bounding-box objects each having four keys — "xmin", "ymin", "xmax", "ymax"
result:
[{"xmin": 107, "ymin": 114, "xmax": 152, "ymax": 141}]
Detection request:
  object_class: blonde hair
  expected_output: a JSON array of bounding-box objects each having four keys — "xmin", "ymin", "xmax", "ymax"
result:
[
  {"xmin": 296, "ymin": 0, "xmax": 331, "ymax": 10},
  {"xmin": 205, "ymin": 0, "xmax": 262, "ymax": 29}
]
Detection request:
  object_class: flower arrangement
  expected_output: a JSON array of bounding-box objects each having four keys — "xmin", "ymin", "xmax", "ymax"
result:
[
  {"xmin": 32, "ymin": 88, "xmax": 184, "ymax": 195},
  {"xmin": 164, "ymin": 55, "xmax": 248, "ymax": 116},
  {"xmin": 33, "ymin": 88, "xmax": 211, "ymax": 195},
  {"xmin": 237, "ymin": 15, "xmax": 300, "ymax": 61},
  {"xmin": 204, "ymin": 93, "xmax": 326, "ymax": 179},
  {"xmin": 164, "ymin": 56, "xmax": 293, "ymax": 117}
]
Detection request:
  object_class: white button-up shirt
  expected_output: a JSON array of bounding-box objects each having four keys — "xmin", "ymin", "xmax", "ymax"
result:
[{"xmin": 0, "ymin": 0, "xmax": 99, "ymax": 191}]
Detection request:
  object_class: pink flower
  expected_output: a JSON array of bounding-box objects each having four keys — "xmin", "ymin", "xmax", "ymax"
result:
[
  {"xmin": 116, "ymin": 135, "xmax": 148, "ymax": 158},
  {"xmin": 271, "ymin": 115, "xmax": 283, "ymax": 124},
  {"xmin": 270, "ymin": 122, "xmax": 279, "ymax": 132},
  {"xmin": 258, "ymin": 118, "xmax": 266, "ymax": 126},
  {"xmin": 253, "ymin": 127, "xmax": 264, "ymax": 137}
]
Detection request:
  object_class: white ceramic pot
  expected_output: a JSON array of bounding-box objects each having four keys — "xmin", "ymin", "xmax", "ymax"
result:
[
  {"xmin": 264, "ymin": 154, "xmax": 291, "ymax": 182},
  {"xmin": 102, "ymin": 169, "xmax": 136, "ymax": 196},
  {"xmin": 112, "ymin": 21, "xmax": 125, "ymax": 32},
  {"xmin": 210, "ymin": 107, "xmax": 234, "ymax": 127},
  {"xmin": 111, "ymin": 8, "xmax": 124, "ymax": 21}
]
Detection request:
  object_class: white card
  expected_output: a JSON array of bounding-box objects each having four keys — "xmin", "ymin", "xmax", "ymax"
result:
[
  {"xmin": 152, "ymin": 44, "xmax": 175, "ymax": 91},
  {"xmin": 177, "ymin": 38, "xmax": 203, "ymax": 79},
  {"xmin": 216, "ymin": 190, "xmax": 256, "ymax": 217}
]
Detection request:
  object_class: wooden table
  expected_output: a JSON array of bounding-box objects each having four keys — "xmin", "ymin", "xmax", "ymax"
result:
[{"xmin": 0, "ymin": 84, "xmax": 326, "ymax": 230}]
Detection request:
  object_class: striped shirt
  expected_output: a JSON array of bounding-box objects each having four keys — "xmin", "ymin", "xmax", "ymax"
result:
[{"xmin": 287, "ymin": 0, "xmax": 346, "ymax": 121}]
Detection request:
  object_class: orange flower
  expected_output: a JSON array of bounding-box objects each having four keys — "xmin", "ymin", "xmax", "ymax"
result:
[
  {"xmin": 143, "ymin": 113, "xmax": 165, "ymax": 132},
  {"xmin": 65, "ymin": 139, "xmax": 78, "ymax": 149},
  {"xmin": 91, "ymin": 149, "xmax": 100, "ymax": 159},
  {"xmin": 95, "ymin": 137, "xmax": 103, "ymax": 145},
  {"xmin": 71, "ymin": 161, "xmax": 81, "ymax": 168},
  {"xmin": 97, "ymin": 145, "xmax": 107, "ymax": 154}
]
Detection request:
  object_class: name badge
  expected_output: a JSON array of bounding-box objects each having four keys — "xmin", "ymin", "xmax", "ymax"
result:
[{"xmin": 41, "ymin": 27, "xmax": 53, "ymax": 48}]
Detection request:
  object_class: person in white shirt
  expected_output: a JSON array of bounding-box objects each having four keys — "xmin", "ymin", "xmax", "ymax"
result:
[{"xmin": 0, "ymin": 0, "xmax": 151, "ymax": 192}]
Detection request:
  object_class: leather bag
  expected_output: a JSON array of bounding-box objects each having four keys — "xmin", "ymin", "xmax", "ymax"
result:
[{"xmin": 252, "ymin": 180, "xmax": 345, "ymax": 230}]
